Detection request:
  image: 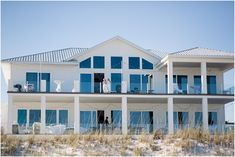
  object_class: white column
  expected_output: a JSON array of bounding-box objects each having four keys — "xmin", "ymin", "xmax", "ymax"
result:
[
  {"xmin": 167, "ymin": 61, "xmax": 173, "ymax": 94},
  {"xmin": 7, "ymin": 94, "xmax": 13, "ymax": 134},
  {"xmin": 8, "ymin": 79, "xmax": 13, "ymax": 91},
  {"xmin": 73, "ymin": 80, "xmax": 80, "ymax": 92},
  {"xmin": 218, "ymin": 106, "xmax": 225, "ymax": 132},
  {"xmin": 168, "ymin": 97, "xmax": 174, "ymax": 134},
  {"xmin": 40, "ymin": 80, "xmax": 46, "ymax": 92},
  {"xmin": 56, "ymin": 110, "xmax": 59, "ymax": 125},
  {"xmin": 26, "ymin": 109, "xmax": 30, "ymax": 128},
  {"xmin": 201, "ymin": 62, "xmax": 207, "ymax": 94},
  {"xmin": 40, "ymin": 95, "xmax": 46, "ymax": 134},
  {"xmin": 74, "ymin": 96, "xmax": 80, "ymax": 134},
  {"xmin": 121, "ymin": 81, "xmax": 127, "ymax": 93},
  {"xmin": 122, "ymin": 97, "xmax": 128, "ymax": 134},
  {"xmin": 202, "ymin": 97, "xmax": 208, "ymax": 131}
]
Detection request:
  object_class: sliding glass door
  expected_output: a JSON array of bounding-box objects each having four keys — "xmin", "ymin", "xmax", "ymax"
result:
[
  {"xmin": 80, "ymin": 111, "xmax": 96, "ymax": 133},
  {"xmin": 111, "ymin": 73, "xmax": 122, "ymax": 93},
  {"xmin": 26, "ymin": 72, "xmax": 50, "ymax": 92},
  {"xmin": 194, "ymin": 76, "xmax": 201, "ymax": 94},
  {"xmin": 111, "ymin": 110, "xmax": 122, "ymax": 128},
  {"xmin": 207, "ymin": 76, "xmax": 216, "ymax": 94},
  {"xmin": 166, "ymin": 111, "xmax": 189, "ymax": 131},
  {"xmin": 80, "ymin": 74, "xmax": 92, "ymax": 93},
  {"xmin": 177, "ymin": 75, "xmax": 188, "ymax": 94},
  {"xmin": 130, "ymin": 111, "xmax": 153, "ymax": 134}
]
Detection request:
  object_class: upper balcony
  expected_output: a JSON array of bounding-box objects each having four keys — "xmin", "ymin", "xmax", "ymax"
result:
[{"xmin": 8, "ymin": 77, "xmax": 234, "ymax": 96}]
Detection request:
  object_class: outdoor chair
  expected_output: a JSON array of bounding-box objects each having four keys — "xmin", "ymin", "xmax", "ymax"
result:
[{"xmin": 173, "ymin": 83, "xmax": 183, "ymax": 94}]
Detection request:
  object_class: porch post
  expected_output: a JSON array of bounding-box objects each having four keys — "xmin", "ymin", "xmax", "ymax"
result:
[
  {"xmin": 167, "ymin": 97, "xmax": 174, "ymax": 134},
  {"xmin": 201, "ymin": 62, "xmax": 207, "ymax": 94},
  {"xmin": 40, "ymin": 95, "xmax": 46, "ymax": 134},
  {"xmin": 122, "ymin": 96, "xmax": 128, "ymax": 134},
  {"xmin": 202, "ymin": 97, "xmax": 208, "ymax": 131},
  {"xmin": 74, "ymin": 96, "xmax": 80, "ymax": 134},
  {"xmin": 167, "ymin": 60, "xmax": 173, "ymax": 94},
  {"xmin": 7, "ymin": 94, "xmax": 13, "ymax": 134},
  {"xmin": 56, "ymin": 110, "xmax": 59, "ymax": 125},
  {"xmin": 26, "ymin": 109, "xmax": 30, "ymax": 128}
]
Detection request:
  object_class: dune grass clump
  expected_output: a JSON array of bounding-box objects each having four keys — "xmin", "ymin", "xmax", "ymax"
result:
[
  {"xmin": 27, "ymin": 135, "xmax": 35, "ymax": 146},
  {"xmin": 1, "ymin": 135, "xmax": 20, "ymax": 155},
  {"xmin": 150, "ymin": 143, "xmax": 161, "ymax": 151},
  {"xmin": 133, "ymin": 147, "xmax": 143, "ymax": 156},
  {"xmin": 153, "ymin": 129, "xmax": 164, "ymax": 140},
  {"xmin": 67, "ymin": 134, "xmax": 81, "ymax": 147},
  {"xmin": 175, "ymin": 128, "xmax": 211, "ymax": 143}
]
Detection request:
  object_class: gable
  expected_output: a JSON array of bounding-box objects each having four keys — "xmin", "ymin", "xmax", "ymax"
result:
[{"xmin": 69, "ymin": 36, "xmax": 161, "ymax": 65}]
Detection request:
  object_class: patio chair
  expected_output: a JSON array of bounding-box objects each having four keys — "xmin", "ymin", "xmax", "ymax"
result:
[
  {"xmin": 190, "ymin": 85, "xmax": 201, "ymax": 94},
  {"xmin": 173, "ymin": 83, "xmax": 183, "ymax": 94}
]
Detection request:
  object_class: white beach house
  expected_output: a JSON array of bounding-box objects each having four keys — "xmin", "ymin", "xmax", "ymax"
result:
[{"xmin": 2, "ymin": 36, "xmax": 234, "ymax": 134}]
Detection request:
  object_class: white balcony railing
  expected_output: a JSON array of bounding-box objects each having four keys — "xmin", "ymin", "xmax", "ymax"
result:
[{"xmin": 10, "ymin": 79, "xmax": 234, "ymax": 95}]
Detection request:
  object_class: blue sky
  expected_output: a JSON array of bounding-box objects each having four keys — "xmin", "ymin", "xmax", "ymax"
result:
[{"xmin": 1, "ymin": 1, "xmax": 234, "ymax": 121}]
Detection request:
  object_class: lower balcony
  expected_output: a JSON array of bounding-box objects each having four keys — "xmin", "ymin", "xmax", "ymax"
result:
[{"xmin": 7, "ymin": 94, "xmax": 234, "ymax": 135}]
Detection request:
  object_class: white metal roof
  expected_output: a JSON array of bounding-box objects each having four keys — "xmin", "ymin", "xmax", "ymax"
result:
[
  {"xmin": 1, "ymin": 48, "xmax": 88, "ymax": 63},
  {"xmin": 1, "ymin": 38, "xmax": 234, "ymax": 64},
  {"xmin": 169, "ymin": 47, "xmax": 234, "ymax": 58},
  {"xmin": 146, "ymin": 49, "xmax": 169, "ymax": 59}
]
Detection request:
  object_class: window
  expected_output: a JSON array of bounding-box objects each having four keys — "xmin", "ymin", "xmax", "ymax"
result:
[
  {"xmin": 18, "ymin": 109, "xmax": 27, "ymax": 126},
  {"xmin": 178, "ymin": 112, "xmax": 189, "ymax": 128},
  {"xmin": 93, "ymin": 56, "xmax": 105, "ymax": 68},
  {"xmin": 29, "ymin": 110, "xmax": 41, "ymax": 126},
  {"xmin": 129, "ymin": 57, "xmax": 140, "ymax": 69},
  {"xmin": 130, "ymin": 74, "xmax": 141, "ymax": 92},
  {"xmin": 46, "ymin": 110, "xmax": 56, "ymax": 125},
  {"xmin": 80, "ymin": 74, "xmax": 92, "ymax": 92},
  {"xmin": 177, "ymin": 75, "xmax": 188, "ymax": 94},
  {"xmin": 142, "ymin": 112, "xmax": 152, "ymax": 124},
  {"xmin": 111, "ymin": 73, "xmax": 122, "ymax": 93},
  {"xmin": 26, "ymin": 72, "xmax": 50, "ymax": 92},
  {"xmin": 165, "ymin": 75, "xmax": 187, "ymax": 94},
  {"xmin": 208, "ymin": 112, "xmax": 217, "ymax": 125},
  {"xmin": 111, "ymin": 110, "xmax": 122, "ymax": 128},
  {"xmin": 166, "ymin": 112, "xmax": 188, "ymax": 130},
  {"xmin": 194, "ymin": 112, "xmax": 217, "ymax": 126},
  {"xmin": 130, "ymin": 111, "xmax": 153, "ymax": 133},
  {"xmin": 111, "ymin": 57, "xmax": 122, "ymax": 69},
  {"xmin": 142, "ymin": 59, "xmax": 153, "ymax": 69},
  {"xmin": 59, "ymin": 110, "xmax": 68, "ymax": 126},
  {"xmin": 80, "ymin": 58, "xmax": 91, "ymax": 68},
  {"xmin": 194, "ymin": 75, "xmax": 216, "ymax": 94},
  {"xmin": 94, "ymin": 73, "xmax": 104, "ymax": 93},
  {"xmin": 207, "ymin": 76, "xmax": 216, "ymax": 94},
  {"xmin": 194, "ymin": 76, "xmax": 201, "ymax": 94},
  {"xmin": 142, "ymin": 75, "xmax": 148, "ymax": 93},
  {"xmin": 195, "ymin": 112, "xmax": 202, "ymax": 126},
  {"xmin": 130, "ymin": 112, "xmax": 141, "ymax": 126},
  {"xmin": 165, "ymin": 75, "xmax": 177, "ymax": 93},
  {"xmin": 26, "ymin": 72, "xmax": 38, "ymax": 91},
  {"xmin": 80, "ymin": 111, "xmax": 97, "ymax": 131}
]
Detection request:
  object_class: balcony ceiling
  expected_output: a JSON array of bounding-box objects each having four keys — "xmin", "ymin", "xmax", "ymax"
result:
[
  {"xmin": 12, "ymin": 94, "xmax": 234, "ymax": 105},
  {"xmin": 173, "ymin": 62, "xmax": 233, "ymax": 70},
  {"xmin": 127, "ymin": 97, "xmax": 167, "ymax": 103},
  {"xmin": 80, "ymin": 97, "xmax": 121, "ymax": 103}
]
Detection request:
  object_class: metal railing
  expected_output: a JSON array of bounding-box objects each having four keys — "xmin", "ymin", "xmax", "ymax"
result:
[{"xmin": 10, "ymin": 80, "xmax": 234, "ymax": 95}]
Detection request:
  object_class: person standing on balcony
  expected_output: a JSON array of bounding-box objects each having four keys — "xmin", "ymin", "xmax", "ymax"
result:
[
  {"xmin": 107, "ymin": 78, "xmax": 111, "ymax": 93},
  {"xmin": 103, "ymin": 79, "xmax": 108, "ymax": 93}
]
